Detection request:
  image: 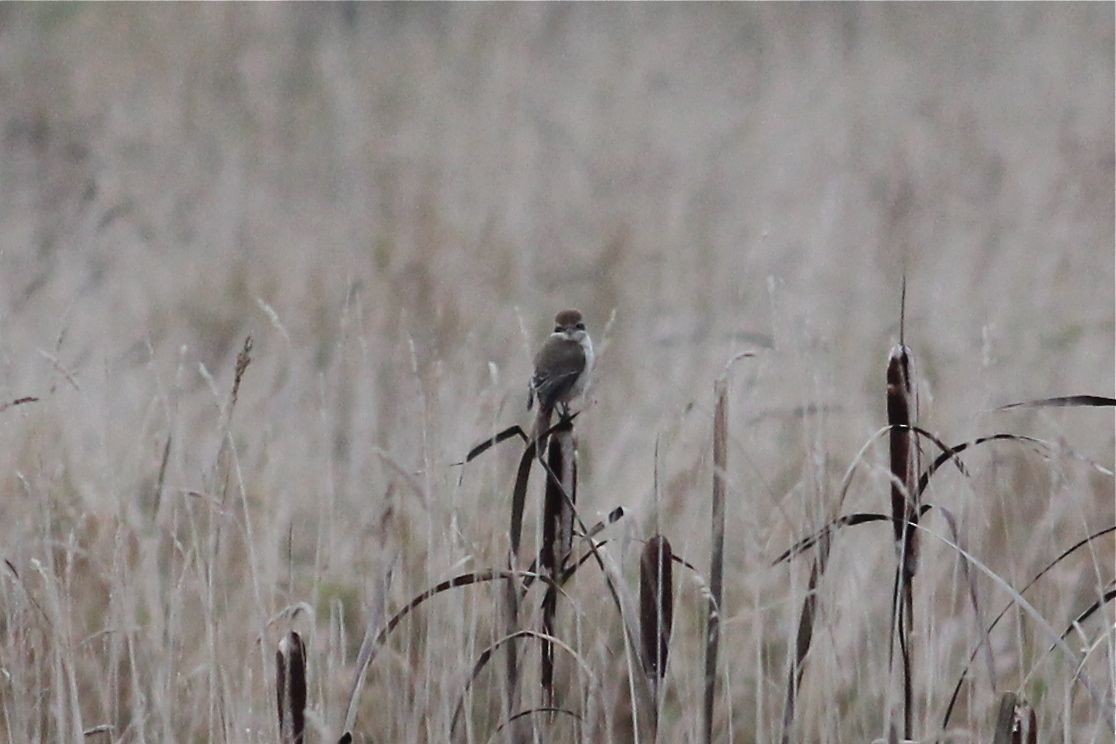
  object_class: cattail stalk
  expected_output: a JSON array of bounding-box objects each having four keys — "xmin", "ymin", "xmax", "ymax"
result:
[
  {"xmin": 540, "ymin": 427, "xmax": 577, "ymax": 704},
  {"xmin": 887, "ymin": 343, "xmax": 917, "ymax": 739},
  {"xmin": 703, "ymin": 377, "xmax": 728, "ymax": 744}
]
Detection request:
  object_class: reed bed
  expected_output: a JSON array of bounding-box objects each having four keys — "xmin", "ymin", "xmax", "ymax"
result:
[{"xmin": 0, "ymin": 4, "xmax": 1113, "ymax": 743}]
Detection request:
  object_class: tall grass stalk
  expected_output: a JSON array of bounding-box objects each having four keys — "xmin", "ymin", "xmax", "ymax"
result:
[{"xmin": 703, "ymin": 376, "xmax": 728, "ymax": 744}]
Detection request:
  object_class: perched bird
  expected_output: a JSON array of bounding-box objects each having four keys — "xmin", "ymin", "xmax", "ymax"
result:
[{"xmin": 528, "ymin": 309, "xmax": 594, "ymax": 451}]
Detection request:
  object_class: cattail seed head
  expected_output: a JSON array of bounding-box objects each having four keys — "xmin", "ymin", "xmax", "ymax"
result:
[
  {"xmin": 277, "ymin": 631, "xmax": 307, "ymax": 744},
  {"xmin": 640, "ymin": 534, "xmax": 675, "ymax": 679}
]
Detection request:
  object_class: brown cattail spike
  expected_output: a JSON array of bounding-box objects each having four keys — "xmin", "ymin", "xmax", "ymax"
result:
[
  {"xmin": 887, "ymin": 343, "xmax": 919, "ymax": 739},
  {"xmin": 640, "ymin": 535, "xmax": 675, "ymax": 679},
  {"xmin": 277, "ymin": 631, "xmax": 307, "ymax": 744},
  {"xmin": 887, "ymin": 344, "xmax": 917, "ymax": 576}
]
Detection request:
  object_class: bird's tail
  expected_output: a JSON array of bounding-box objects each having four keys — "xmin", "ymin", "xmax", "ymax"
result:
[{"xmin": 532, "ymin": 407, "xmax": 553, "ymax": 457}]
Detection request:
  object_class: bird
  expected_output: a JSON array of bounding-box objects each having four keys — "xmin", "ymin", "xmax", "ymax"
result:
[{"xmin": 528, "ymin": 309, "xmax": 594, "ymax": 453}]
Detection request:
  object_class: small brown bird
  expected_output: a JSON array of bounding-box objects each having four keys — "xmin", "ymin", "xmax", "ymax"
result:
[{"xmin": 528, "ymin": 309, "xmax": 594, "ymax": 450}]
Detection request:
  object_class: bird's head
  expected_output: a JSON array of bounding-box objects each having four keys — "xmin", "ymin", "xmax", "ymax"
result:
[{"xmin": 552, "ymin": 309, "xmax": 588, "ymax": 342}]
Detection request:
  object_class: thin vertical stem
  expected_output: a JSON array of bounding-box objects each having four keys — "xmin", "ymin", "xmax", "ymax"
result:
[{"xmin": 704, "ymin": 378, "xmax": 728, "ymax": 744}]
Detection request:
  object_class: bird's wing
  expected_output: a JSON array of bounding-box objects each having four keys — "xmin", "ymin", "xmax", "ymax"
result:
[{"xmin": 530, "ymin": 338, "xmax": 586, "ymax": 410}]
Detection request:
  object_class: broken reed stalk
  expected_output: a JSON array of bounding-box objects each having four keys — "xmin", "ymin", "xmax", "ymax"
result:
[
  {"xmin": 640, "ymin": 535, "xmax": 674, "ymax": 738},
  {"xmin": 703, "ymin": 377, "xmax": 728, "ymax": 744},
  {"xmin": 887, "ymin": 343, "xmax": 917, "ymax": 739},
  {"xmin": 540, "ymin": 428, "xmax": 577, "ymax": 706},
  {"xmin": 276, "ymin": 631, "xmax": 307, "ymax": 744}
]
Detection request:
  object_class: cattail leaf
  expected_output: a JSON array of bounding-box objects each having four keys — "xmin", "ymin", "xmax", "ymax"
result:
[
  {"xmin": 460, "ymin": 413, "xmax": 581, "ymax": 465},
  {"xmin": 460, "ymin": 424, "xmax": 528, "ymax": 464},
  {"xmin": 492, "ymin": 707, "xmax": 582, "ymax": 739},
  {"xmin": 1058, "ymin": 587, "xmax": 1116, "ymax": 641},
  {"xmin": 773, "ymin": 421, "xmax": 966, "ymax": 566},
  {"xmin": 773, "ymin": 512, "xmax": 897, "ymax": 565},
  {"xmin": 998, "ymin": 394, "xmax": 1116, "ymax": 410}
]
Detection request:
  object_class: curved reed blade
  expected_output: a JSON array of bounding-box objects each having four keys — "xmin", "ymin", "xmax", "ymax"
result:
[
  {"xmin": 1057, "ymin": 588, "xmax": 1116, "ymax": 641},
  {"xmin": 639, "ymin": 535, "xmax": 674, "ymax": 680},
  {"xmin": 491, "ymin": 707, "xmax": 583, "ymax": 741},
  {"xmin": 276, "ymin": 631, "xmax": 307, "ymax": 744},
  {"xmin": 998, "ymin": 394, "xmax": 1116, "ymax": 410},
  {"xmin": 773, "ymin": 421, "xmax": 963, "ymax": 566},
  {"xmin": 772, "ymin": 512, "xmax": 893, "ymax": 565},
  {"xmin": 449, "ymin": 630, "xmax": 597, "ymax": 741},
  {"xmin": 461, "ymin": 425, "xmax": 529, "ymax": 464}
]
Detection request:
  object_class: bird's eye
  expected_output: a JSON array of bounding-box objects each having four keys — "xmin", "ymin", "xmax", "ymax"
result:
[
  {"xmin": 575, "ymin": 322, "xmax": 585, "ymax": 330},
  {"xmin": 554, "ymin": 326, "xmax": 562, "ymax": 333}
]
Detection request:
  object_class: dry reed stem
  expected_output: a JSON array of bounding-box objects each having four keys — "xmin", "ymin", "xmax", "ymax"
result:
[
  {"xmin": 540, "ymin": 429, "xmax": 577, "ymax": 705},
  {"xmin": 703, "ymin": 376, "xmax": 728, "ymax": 744}
]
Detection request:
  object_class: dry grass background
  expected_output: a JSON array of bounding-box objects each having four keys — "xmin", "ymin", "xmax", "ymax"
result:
[{"xmin": 0, "ymin": 4, "xmax": 1112, "ymax": 742}]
